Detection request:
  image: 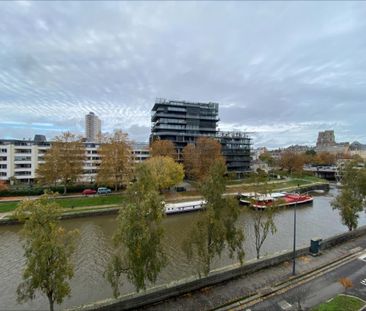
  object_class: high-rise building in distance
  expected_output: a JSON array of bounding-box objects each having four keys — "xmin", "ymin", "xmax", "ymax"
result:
[{"xmin": 85, "ymin": 112, "xmax": 101, "ymax": 142}]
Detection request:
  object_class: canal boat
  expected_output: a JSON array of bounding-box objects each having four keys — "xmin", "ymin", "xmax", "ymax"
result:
[
  {"xmin": 164, "ymin": 200, "xmax": 206, "ymax": 215},
  {"xmin": 238, "ymin": 192, "xmax": 313, "ymax": 209}
]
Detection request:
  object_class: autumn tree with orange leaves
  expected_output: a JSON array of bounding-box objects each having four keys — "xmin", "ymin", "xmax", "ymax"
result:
[
  {"xmin": 279, "ymin": 151, "xmax": 305, "ymax": 175},
  {"xmin": 0, "ymin": 181, "xmax": 8, "ymax": 192},
  {"xmin": 183, "ymin": 137, "xmax": 225, "ymax": 181},
  {"xmin": 150, "ymin": 139, "xmax": 177, "ymax": 160}
]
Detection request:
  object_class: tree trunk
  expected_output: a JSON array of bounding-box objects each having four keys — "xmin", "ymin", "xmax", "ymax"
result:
[
  {"xmin": 48, "ymin": 295, "xmax": 54, "ymax": 311},
  {"xmin": 63, "ymin": 184, "xmax": 67, "ymax": 195}
]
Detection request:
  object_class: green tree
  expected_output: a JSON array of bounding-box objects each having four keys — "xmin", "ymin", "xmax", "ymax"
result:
[
  {"xmin": 332, "ymin": 161, "xmax": 366, "ymax": 231},
  {"xmin": 105, "ymin": 165, "xmax": 167, "ymax": 296},
  {"xmin": 145, "ymin": 156, "xmax": 184, "ymax": 192},
  {"xmin": 259, "ymin": 151, "xmax": 275, "ymax": 167},
  {"xmin": 96, "ymin": 130, "xmax": 134, "ymax": 191},
  {"xmin": 14, "ymin": 195, "xmax": 79, "ymax": 311},
  {"xmin": 37, "ymin": 132, "xmax": 85, "ymax": 194},
  {"xmin": 183, "ymin": 161, "xmax": 244, "ymax": 277}
]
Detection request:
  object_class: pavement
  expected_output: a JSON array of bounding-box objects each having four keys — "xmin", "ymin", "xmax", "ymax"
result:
[{"xmin": 138, "ymin": 235, "xmax": 366, "ymax": 311}]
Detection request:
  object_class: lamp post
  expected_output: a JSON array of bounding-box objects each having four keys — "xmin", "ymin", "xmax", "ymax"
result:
[{"xmin": 292, "ymin": 184, "xmax": 300, "ymax": 276}]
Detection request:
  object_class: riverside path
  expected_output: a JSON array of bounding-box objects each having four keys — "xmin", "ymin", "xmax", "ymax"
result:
[{"xmin": 138, "ymin": 234, "xmax": 366, "ymax": 311}]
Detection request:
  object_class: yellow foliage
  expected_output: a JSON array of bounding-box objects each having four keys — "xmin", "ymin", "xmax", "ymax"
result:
[{"xmin": 144, "ymin": 156, "xmax": 184, "ymax": 191}]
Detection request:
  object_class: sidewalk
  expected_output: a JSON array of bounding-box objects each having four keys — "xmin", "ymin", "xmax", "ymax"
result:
[{"xmin": 140, "ymin": 234, "xmax": 366, "ymax": 311}]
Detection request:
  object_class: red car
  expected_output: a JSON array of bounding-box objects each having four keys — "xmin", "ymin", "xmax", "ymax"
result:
[{"xmin": 82, "ymin": 189, "xmax": 96, "ymax": 195}]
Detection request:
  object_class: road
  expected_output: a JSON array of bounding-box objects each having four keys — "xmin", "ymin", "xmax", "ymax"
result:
[{"xmin": 249, "ymin": 251, "xmax": 366, "ymax": 310}]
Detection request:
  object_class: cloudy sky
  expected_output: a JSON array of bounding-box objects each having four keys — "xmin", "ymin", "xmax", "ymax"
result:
[{"xmin": 0, "ymin": 1, "xmax": 365, "ymax": 148}]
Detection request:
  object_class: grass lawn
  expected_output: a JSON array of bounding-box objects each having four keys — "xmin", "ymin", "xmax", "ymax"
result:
[
  {"xmin": 0, "ymin": 195, "xmax": 126, "ymax": 213},
  {"xmin": 312, "ymin": 294, "xmax": 365, "ymax": 311},
  {"xmin": 227, "ymin": 177, "xmax": 327, "ymax": 194},
  {"xmin": 0, "ymin": 176, "xmax": 327, "ymax": 214}
]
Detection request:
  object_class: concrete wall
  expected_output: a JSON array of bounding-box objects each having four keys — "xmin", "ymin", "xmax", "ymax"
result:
[
  {"xmin": 0, "ymin": 208, "xmax": 120, "ymax": 226},
  {"xmin": 71, "ymin": 224, "xmax": 366, "ymax": 311}
]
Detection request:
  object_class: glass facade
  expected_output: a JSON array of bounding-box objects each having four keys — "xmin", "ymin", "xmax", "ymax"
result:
[{"xmin": 150, "ymin": 99, "xmax": 251, "ymax": 176}]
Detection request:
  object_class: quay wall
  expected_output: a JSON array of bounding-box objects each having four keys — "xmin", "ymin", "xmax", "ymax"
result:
[
  {"xmin": 0, "ymin": 207, "xmax": 120, "ymax": 226},
  {"xmin": 71, "ymin": 224, "xmax": 366, "ymax": 311}
]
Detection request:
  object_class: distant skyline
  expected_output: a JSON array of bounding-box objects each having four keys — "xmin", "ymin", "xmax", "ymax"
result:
[{"xmin": 1, "ymin": 2, "xmax": 366, "ymax": 148}]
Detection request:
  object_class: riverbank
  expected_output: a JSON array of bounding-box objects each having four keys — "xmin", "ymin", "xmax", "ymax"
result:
[
  {"xmin": 0, "ymin": 178, "xmax": 329, "ymax": 226},
  {"xmin": 69, "ymin": 224, "xmax": 366, "ymax": 311}
]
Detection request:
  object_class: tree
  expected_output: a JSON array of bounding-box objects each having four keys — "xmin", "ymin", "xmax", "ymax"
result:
[
  {"xmin": 183, "ymin": 137, "xmax": 224, "ymax": 181},
  {"xmin": 96, "ymin": 130, "xmax": 133, "ymax": 191},
  {"xmin": 14, "ymin": 195, "xmax": 78, "ymax": 311},
  {"xmin": 144, "ymin": 156, "xmax": 184, "ymax": 192},
  {"xmin": 351, "ymin": 154, "xmax": 364, "ymax": 163},
  {"xmin": 315, "ymin": 152, "xmax": 336, "ymax": 166},
  {"xmin": 291, "ymin": 283, "xmax": 311, "ymax": 311},
  {"xmin": 105, "ymin": 164, "xmax": 167, "ymax": 296},
  {"xmin": 259, "ymin": 152, "xmax": 275, "ymax": 167},
  {"xmin": 303, "ymin": 150, "xmax": 316, "ymax": 165},
  {"xmin": 37, "ymin": 132, "xmax": 85, "ymax": 194},
  {"xmin": 251, "ymin": 206, "xmax": 277, "ymax": 259},
  {"xmin": 332, "ymin": 187, "xmax": 363, "ymax": 231},
  {"xmin": 339, "ymin": 277, "xmax": 353, "ymax": 294},
  {"xmin": 279, "ymin": 151, "xmax": 305, "ymax": 175},
  {"xmin": 150, "ymin": 139, "xmax": 176, "ymax": 160},
  {"xmin": 332, "ymin": 161, "xmax": 366, "ymax": 231},
  {"xmin": 248, "ymin": 175, "xmax": 278, "ymax": 259},
  {"xmin": 182, "ymin": 161, "xmax": 244, "ymax": 277},
  {"xmin": 0, "ymin": 180, "xmax": 8, "ymax": 191}
]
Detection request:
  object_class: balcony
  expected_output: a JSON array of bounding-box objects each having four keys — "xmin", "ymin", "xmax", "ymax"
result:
[
  {"xmin": 14, "ymin": 149, "xmax": 32, "ymax": 154},
  {"xmin": 14, "ymin": 171, "xmax": 32, "ymax": 176},
  {"xmin": 14, "ymin": 156, "xmax": 32, "ymax": 162},
  {"xmin": 152, "ymin": 112, "xmax": 219, "ymax": 122}
]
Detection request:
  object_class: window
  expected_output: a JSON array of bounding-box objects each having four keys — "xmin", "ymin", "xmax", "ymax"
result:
[
  {"xmin": 15, "ymin": 149, "xmax": 32, "ymax": 154},
  {"xmin": 14, "ymin": 156, "xmax": 31, "ymax": 161}
]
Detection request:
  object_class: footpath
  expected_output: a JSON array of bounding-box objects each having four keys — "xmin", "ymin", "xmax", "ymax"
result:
[
  {"xmin": 73, "ymin": 227, "xmax": 366, "ymax": 311},
  {"xmin": 138, "ymin": 233, "xmax": 366, "ymax": 311}
]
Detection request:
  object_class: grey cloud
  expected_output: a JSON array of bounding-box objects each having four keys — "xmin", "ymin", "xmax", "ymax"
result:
[{"xmin": 0, "ymin": 2, "xmax": 366, "ymax": 147}]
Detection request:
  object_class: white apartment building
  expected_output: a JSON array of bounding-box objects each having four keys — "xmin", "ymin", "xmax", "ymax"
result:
[
  {"xmin": 0, "ymin": 139, "xmax": 150, "ymax": 184},
  {"xmin": 85, "ymin": 112, "xmax": 101, "ymax": 142}
]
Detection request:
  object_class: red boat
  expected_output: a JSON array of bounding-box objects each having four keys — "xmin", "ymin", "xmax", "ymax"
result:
[{"xmin": 238, "ymin": 192, "xmax": 313, "ymax": 209}]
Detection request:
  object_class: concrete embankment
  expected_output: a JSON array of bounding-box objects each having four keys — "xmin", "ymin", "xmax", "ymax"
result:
[
  {"xmin": 0, "ymin": 207, "xmax": 120, "ymax": 226},
  {"xmin": 70, "ymin": 224, "xmax": 366, "ymax": 311},
  {"xmin": 0, "ymin": 181, "xmax": 330, "ymax": 226}
]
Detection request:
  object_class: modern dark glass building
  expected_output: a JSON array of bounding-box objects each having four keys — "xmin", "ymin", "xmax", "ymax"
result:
[
  {"xmin": 217, "ymin": 131, "xmax": 251, "ymax": 177},
  {"xmin": 151, "ymin": 98, "xmax": 219, "ymax": 160},
  {"xmin": 150, "ymin": 98, "xmax": 251, "ymax": 176}
]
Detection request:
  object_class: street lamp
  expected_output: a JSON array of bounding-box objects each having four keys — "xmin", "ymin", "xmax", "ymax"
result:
[{"xmin": 292, "ymin": 183, "xmax": 300, "ymax": 276}]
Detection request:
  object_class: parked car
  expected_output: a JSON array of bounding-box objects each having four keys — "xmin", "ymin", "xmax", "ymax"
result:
[
  {"xmin": 97, "ymin": 187, "xmax": 112, "ymax": 195},
  {"xmin": 82, "ymin": 189, "xmax": 97, "ymax": 195}
]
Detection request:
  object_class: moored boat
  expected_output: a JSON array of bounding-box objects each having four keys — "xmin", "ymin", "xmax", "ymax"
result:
[
  {"xmin": 164, "ymin": 200, "xmax": 206, "ymax": 215},
  {"xmin": 238, "ymin": 192, "xmax": 313, "ymax": 209}
]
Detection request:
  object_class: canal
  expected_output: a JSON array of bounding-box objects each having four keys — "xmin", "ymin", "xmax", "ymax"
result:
[{"xmin": 1, "ymin": 186, "xmax": 365, "ymax": 310}]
